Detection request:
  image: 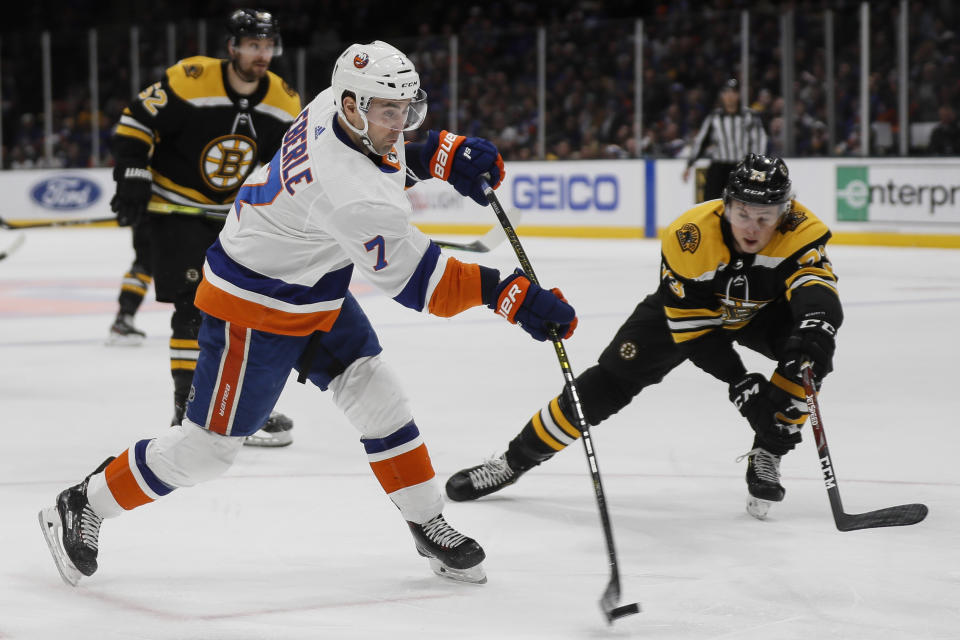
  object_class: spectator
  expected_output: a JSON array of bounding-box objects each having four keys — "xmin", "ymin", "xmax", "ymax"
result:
[{"xmin": 927, "ymin": 105, "xmax": 960, "ymax": 155}]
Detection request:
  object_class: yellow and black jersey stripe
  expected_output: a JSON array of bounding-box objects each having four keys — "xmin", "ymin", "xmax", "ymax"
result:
[
  {"xmin": 113, "ymin": 56, "xmax": 301, "ymax": 216},
  {"xmin": 659, "ymin": 199, "xmax": 839, "ymax": 347}
]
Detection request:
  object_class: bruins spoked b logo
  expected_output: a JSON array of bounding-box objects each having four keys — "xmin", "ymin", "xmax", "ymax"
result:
[{"xmin": 201, "ymin": 135, "xmax": 257, "ymax": 191}]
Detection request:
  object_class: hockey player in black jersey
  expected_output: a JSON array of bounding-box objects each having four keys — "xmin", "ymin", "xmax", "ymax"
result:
[
  {"xmin": 447, "ymin": 154, "xmax": 843, "ymax": 519},
  {"xmin": 107, "ymin": 9, "xmax": 300, "ymax": 446}
]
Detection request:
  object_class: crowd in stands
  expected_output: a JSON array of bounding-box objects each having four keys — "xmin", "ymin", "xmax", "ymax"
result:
[{"xmin": 1, "ymin": 0, "xmax": 957, "ymax": 169}]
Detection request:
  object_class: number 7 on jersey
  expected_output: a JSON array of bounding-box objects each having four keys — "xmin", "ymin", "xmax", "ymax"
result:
[{"xmin": 364, "ymin": 235, "xmax": 389, "ymax": 271}]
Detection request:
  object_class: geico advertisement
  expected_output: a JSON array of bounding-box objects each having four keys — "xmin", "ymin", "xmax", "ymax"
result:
[
  {"xmin": 836, "ymin": 164, "xmax": 960, "ymax": 224},
  {"xmin": 407, "ymin": 160, "xmax": 645, "ymax": 228}
]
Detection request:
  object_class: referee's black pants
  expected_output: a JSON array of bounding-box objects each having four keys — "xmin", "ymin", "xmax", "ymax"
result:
[{"xmin": 704, "ymin": 161, "xmax": 738, "ymax": 201}]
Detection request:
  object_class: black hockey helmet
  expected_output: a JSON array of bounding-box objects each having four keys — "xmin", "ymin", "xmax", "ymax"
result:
[
  {"xmin": 723, "ymin": 153, "xmax": 793, "ymax": 207},
  {"xmin": 226, "ymin": 9, "xmax": 282, "ymax": 51}
]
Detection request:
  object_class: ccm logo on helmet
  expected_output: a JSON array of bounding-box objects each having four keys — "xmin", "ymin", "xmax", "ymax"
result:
[
  {"xmin": 353, "ymin": 53, "xmax": 369, "ymax": 68},
  {"xmin": 497, "ymin": 283, "xmax": 523, "ymax": 319},
  {"xmin": 432, "ymin": 131, "xmax": 459, "ymax": 180}
]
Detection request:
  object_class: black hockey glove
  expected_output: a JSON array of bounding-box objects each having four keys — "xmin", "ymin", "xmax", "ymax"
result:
[
  {"xmin": 729, "ymin": 373, "xmax": 802, "ymax": 455},
  {"xmin": 779, "ymin": 311, "xmax": 838, "ymax": 386},
  {"xmin": 110, "ymin": 165, "xmax": 152, "ymax": 227}
]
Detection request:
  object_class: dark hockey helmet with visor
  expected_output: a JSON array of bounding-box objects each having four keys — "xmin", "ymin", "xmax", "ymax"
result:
[
  {"xmin": 227, "ymin": 9, "xmax": 282, "ymax": 55},
  {"xmin": 723, "ymin": 153, "xmax": 793, "ymax": 213}
]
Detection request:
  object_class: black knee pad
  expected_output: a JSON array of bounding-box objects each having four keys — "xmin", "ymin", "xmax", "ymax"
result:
[
  {"xmin": 568, "ymin": 365, "xmax": 639, "ymax": 427},
  {"xmin": 171, "ymin": 299, "xmax": 202, "ymax": 340}
]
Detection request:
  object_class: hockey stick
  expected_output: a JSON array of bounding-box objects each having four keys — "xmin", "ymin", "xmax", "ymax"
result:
[
  {"xmin": 481, "ymin": 179, "xmax": 640, "ymax": 624},
  {"xmin": 146, "ymin": 201, "xmax": 229, "ymax": 218},
  {"xmin": 432, "ymin": 209, "xmax": 523, "ymax": 253},
  {"xmin": 0, "ymin": 232, "xmax": 25, "ymax": 261},
  {"xmin": 0, "ymin": 215, "xmax": 116, "ymax": 229},
  {"xmin": 802, "ymin": 364, "xmax": 928, "ymax": 531}
]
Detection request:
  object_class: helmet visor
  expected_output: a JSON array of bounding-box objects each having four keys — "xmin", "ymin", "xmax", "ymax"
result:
[{"xmin": 363, "ymin": 90, "xmax": 427, "ymax": 132}]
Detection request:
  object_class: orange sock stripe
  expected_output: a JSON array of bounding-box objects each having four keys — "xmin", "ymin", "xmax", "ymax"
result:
[
  {"xmin": 368, "ymin": 443, "xmax": 436, "ymax": 494},
  {"xmin": 104, "ymin": 450, "xmax": 154, "ymax": 510}
]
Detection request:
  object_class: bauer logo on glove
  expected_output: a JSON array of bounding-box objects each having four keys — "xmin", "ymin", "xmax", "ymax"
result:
[
  {"xmin": 490, "ymin": 269, "xmax": 577, "ymax": 342},
  {"xmin": 496, "ymin": 282, "xmax": 525, "ymax": 320},
  {"xmin": 422, "ymin": 129, "xmax": 505, "ymax": 206},
  {"xmin": 431, "ymin": 131, "xmax": 460, "ymax": 179}
]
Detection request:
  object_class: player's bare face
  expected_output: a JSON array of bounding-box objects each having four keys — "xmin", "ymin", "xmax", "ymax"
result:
[
  {"xmin": 231, "ymin": 38, "xmax": 276, "ymax": 82},
  {"xmin": 363, "ymin": 98, "xmax": 412, "ymax": 154},
  {"xmin": 725, "ymin": 200, "xmax": 782, "ymax": 254}
]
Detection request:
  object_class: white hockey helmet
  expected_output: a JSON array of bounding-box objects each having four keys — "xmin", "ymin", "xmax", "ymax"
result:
[{"xmin": 332, "ymin": 41, "xmax": 427, "ymax": 144}]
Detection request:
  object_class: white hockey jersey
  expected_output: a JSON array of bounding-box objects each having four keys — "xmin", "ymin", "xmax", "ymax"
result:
[{"xmin": 195, "ymin": 88, "xmax": 487, "ymax": 336}]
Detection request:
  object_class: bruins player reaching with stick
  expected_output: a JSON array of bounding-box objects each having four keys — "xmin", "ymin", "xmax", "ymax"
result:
[
  {"xmin": 447, "ymin": 154, "xmax": 842, "ymax": 519},
  {"xmin": 107, "ymin": 9, "xmax": 300, "ymax": 446}
]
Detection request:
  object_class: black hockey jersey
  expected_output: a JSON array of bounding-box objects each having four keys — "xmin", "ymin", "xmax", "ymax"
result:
[
  {"xmin": 659, "ymin": 199, "xmax": 841, "ymax": 383},
  {"xmin": 113, "ymin": 56, "xmax": 301, "ymax": 217}
]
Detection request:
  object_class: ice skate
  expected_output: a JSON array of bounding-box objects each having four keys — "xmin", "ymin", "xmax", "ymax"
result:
[
  {"xmin": 244, "ymin": 411, "xmax": 294, "ymax": 447},
  {"xmin": 106, "ymin": 313, "xmax": 146, "ymax": 346},
  {"xmin": 408, "ymin": 514, "xmax": 486, "ymax": 584},
  {"xmin": 38, "ymin": 458, "xmax": 114, "ymax": 586},
  {"xmin": 446, "ymin": 454, "xmax": 523, "ymax": 502},
  {"xmin": 739, "ymin": 447, "xmax": 785, "ymax": 520}
]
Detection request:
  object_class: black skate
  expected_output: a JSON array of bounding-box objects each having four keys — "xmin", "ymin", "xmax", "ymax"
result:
[
  {"xmin": 739, "ymin": 448, "xmax": 785, "ymax": 520},
  {"xmin": 244, "ymin": 411, "xmax": 294, "ymax": 447},
  {"xmin": 38, "ymin": 457, "xmax": 114, "ymax": 586},
  {"xmin": 446, "ymin": 454, "xmax": 523, "ymax": 502},
  {"xmin": 408, "ymin": 514, "xmax": 486, "ymax": 584},
  {"xmin": 107, "ymin": 313, "xmax": 145, "ymax": 346}
]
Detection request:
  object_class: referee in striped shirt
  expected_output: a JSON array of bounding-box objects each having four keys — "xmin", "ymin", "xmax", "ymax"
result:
[{"xmin": 683, "ymin": 79, "xmax": 769, "ymax": 200}]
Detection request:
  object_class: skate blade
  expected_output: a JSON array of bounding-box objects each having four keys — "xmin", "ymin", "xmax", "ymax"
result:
[
  {"xmin": 105, "ymin": 333, "xmax": 145, "ymax": 347},
  {"xmin": 243, "ymin": 430, "xmax": 293, "ymax": 447},
  {"xmin": 427, "ymin": 557, "xmax": 487, "ymax": 584},
  {"xmin": 746, "ymin": 496, "xmax": 773, "ymax": 520},
  {"xmin": 37, "ymin": 507, "xmax": 83, "ymax": 586}
]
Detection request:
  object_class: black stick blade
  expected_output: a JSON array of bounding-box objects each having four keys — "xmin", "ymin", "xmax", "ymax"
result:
[
  {"xmin": 600, "ymin": 582, "xmax": 641, "ymax": 624},
  {"xmin": 836, "ymin": 503, "xmax": 928, "ymax": 531},
  {"xmin": 605, "ymin": 602, "xmax": 642, "ymax": 622}
]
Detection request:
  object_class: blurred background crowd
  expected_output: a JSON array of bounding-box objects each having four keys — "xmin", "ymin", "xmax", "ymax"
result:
[{"xmin": 1, "ymin": 0, "xmax": 957, "ymax": 169}]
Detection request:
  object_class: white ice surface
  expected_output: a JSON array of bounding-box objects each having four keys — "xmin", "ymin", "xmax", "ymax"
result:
[{"xmin": 1, "ymin": 226, "xmax": 957, "ymax": 639}]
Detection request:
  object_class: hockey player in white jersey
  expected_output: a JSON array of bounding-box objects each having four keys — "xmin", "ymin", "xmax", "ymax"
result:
[{"xmin": 39, "ymin": 40, "xmax": 577, "ymax": 587}]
